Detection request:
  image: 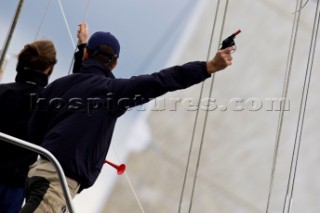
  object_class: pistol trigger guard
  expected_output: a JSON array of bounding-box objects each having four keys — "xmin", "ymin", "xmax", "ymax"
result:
[{"xmin": 232, "ymin": 44, "xmax": 237, "ymax": 53}]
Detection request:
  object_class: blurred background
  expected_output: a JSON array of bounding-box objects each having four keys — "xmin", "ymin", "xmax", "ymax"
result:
[{"xmin": 1, "ymin": 0, "xmax": 320, "ymax": 212}]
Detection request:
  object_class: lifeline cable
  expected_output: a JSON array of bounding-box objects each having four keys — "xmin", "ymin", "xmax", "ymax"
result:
[
  {"xmin": 265, "ymin": 0, "xmax": 303, "ymax": 212},
  {"xmin": 177, "ymin": 1, "xmax": 221, "ymax": 212},
  {"xmin": 283, "ymin": 0, "xmax": 320, "ymax": 212},
  {"xmin": 188, "ymin": 1, "xmax": 229, "ymax": 212}
]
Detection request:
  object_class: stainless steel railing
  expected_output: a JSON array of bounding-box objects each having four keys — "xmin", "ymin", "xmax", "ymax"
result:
[{"xmin": 0, "ymin": 132, "xmax": 75, "ymax": 213}]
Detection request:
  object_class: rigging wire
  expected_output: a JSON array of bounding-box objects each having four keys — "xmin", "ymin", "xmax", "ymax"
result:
[
  {"xmin": 34, "ymin": 0, "xmax": 52, "ymax": 40},
  {"xmin": 56, "ymin": 0, "xmax": 76, "ymax": 49},
  {"xmin": 265, "ymin": 0, "xmax": 303, "ymax": 212},
  {"xmin": 177, "ymin": 1, "xmax": 221, "ymax": 212},
  {"xmin": 187, "ymin": 1, "xmax": 229, "ymax": 212},
  {"xmin": 112, "ymin": 145, "xmax": 146, "ymax": 213},
  {"xmin": 292, "ymin": 0, "xmax": 310, "ymax": 14},
  {"xmin": 67, "ymin": 0, "xmax": 93, "ymax": 75},
  {"xmin": 175, "ymin": 0, "xmax": 230, "ymax": 212},
  {"xmin": 84, "ymin": 0, "xmax": 92, "ymax": 22},
  {"xmin": 283, "ymin": 0, "xmax": 320, "ymax": 212}
]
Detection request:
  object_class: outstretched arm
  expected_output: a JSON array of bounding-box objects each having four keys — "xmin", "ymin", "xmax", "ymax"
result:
[{"xmin": 111, "ymin": 46, "xmax": 235, "ymax": 110}]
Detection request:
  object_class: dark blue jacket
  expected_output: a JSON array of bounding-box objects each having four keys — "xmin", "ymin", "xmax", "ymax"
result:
[
  {"xmin": 29, "ymin": 59, "xmax": 210, "ymax": 191},
  {"xmin": 0, "ymin": 70, "xmax": 48, "ymax": 187}
]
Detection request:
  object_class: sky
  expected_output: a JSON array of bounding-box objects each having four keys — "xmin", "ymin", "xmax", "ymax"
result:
[
  {"xmin": 0, "ymin": 0, "xmax": 199, "ymax": 212},
  {"xmin": 0, "ymin": 0, "xmax": 197, "ymax": 81}
]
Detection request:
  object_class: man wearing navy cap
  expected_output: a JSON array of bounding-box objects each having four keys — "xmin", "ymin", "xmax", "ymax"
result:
[{"xmin": 21, "ymin": 23, "xmax": 234, "ymax": 212}]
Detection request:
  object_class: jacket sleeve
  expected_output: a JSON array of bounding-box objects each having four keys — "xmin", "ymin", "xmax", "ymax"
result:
[
  {"xmin": 72, "ymin": 44, "xmax": 86, "ymax": 74},
  {"xmin": 28, "ymin": 90, "xmax": 50, "ymax": 145},
  {"xmin": 111, "ymin": 61, "xmax": 210, "ymax": 109}
]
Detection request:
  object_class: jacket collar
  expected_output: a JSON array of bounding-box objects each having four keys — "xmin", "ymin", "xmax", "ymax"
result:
[
  {"xmin": 15, "ymin": 69, "xmax": 48, "ymax": 87},
  {"xmin": 79, "ymin": 59, "xmax": 115, "ymax": 79}
]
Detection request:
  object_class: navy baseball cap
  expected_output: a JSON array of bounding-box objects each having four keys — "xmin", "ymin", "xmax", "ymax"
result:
[{"xmin": 86, "ymin": 31, "xmax": 120, "ymax": 57}]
